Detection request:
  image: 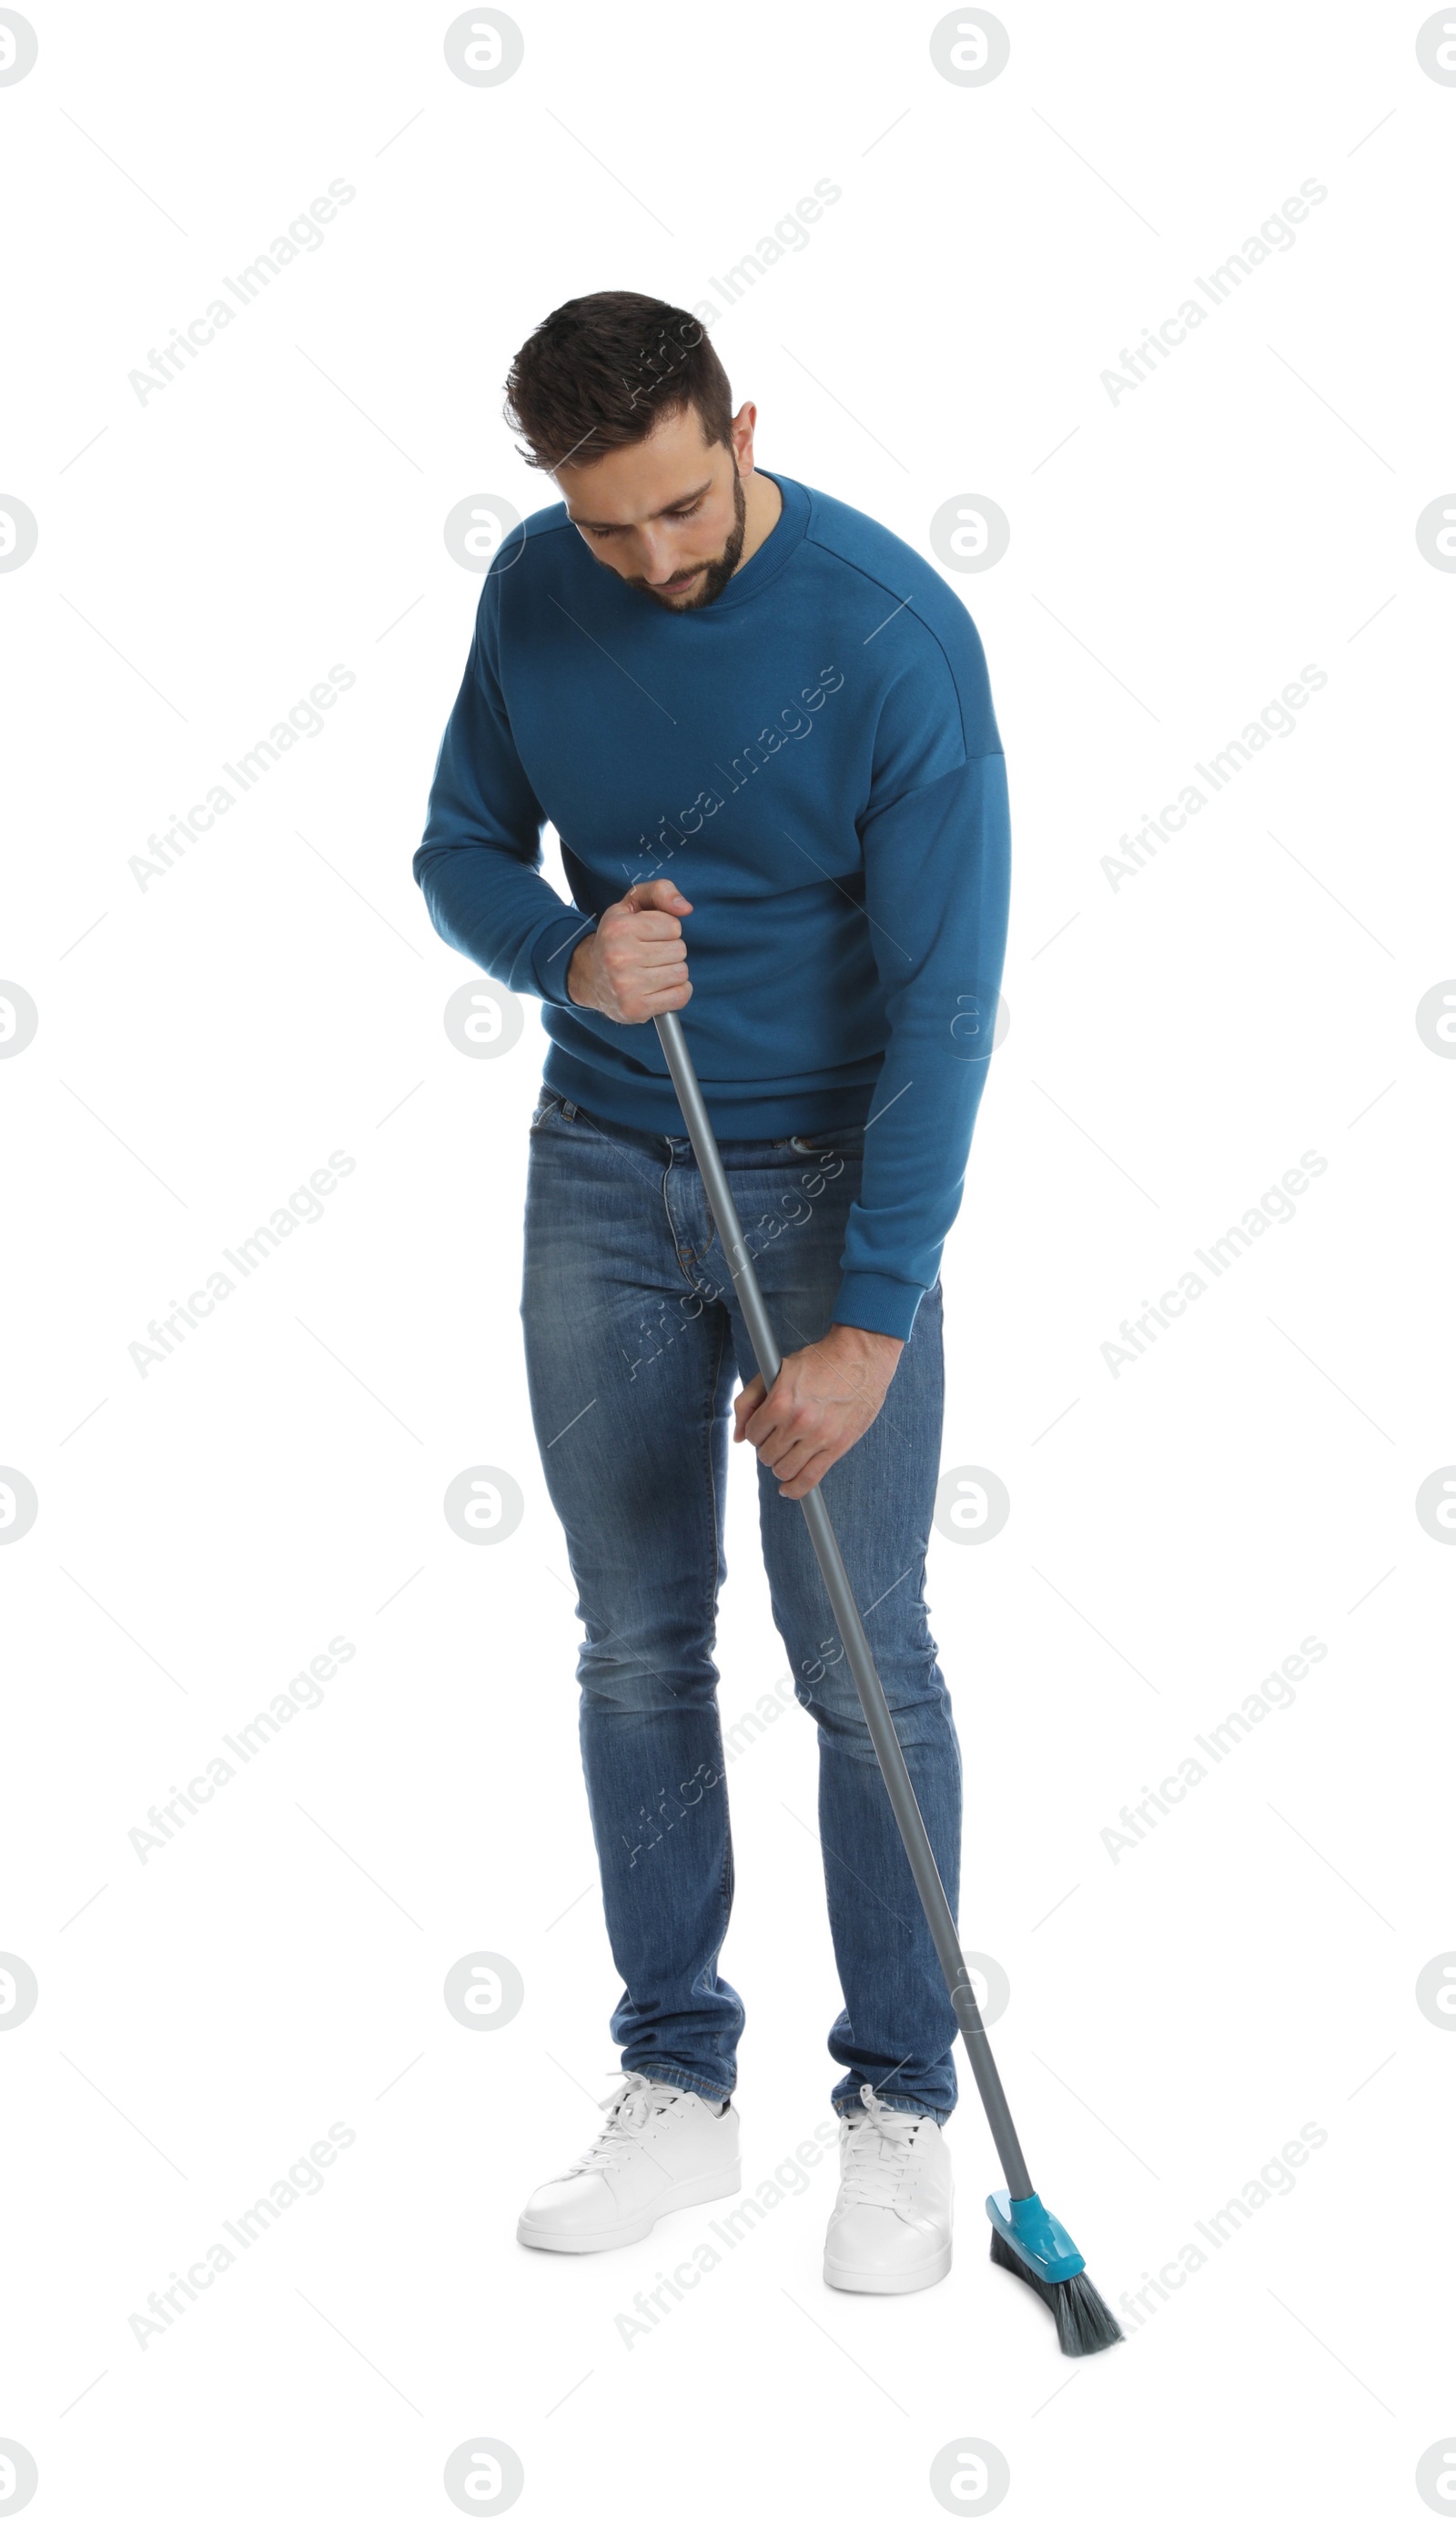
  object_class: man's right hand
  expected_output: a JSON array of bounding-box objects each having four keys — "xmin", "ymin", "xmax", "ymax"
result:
[{"xmin": 566, "ymin": 877, "xmax": 693, "ymax": 1024}]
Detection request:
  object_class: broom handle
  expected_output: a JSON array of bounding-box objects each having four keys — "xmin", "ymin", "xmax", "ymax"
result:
[{"xmin": 654, "ymin": 1011, "xmax": 1034, "ymax": 2201}]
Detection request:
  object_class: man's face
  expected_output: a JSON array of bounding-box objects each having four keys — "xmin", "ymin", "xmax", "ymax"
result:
[{"xmin": 556, "ymin": 403, "xmax": 751, "ymax": 611}]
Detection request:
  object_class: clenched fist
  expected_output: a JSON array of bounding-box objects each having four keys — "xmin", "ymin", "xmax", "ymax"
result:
[
  {"xmin": 567, "ymin": 877, "xmax": 693, "ymax": 1024},
  {"xmin": 734, "ymin": 1323, "xmax": 905, "ymax": 1500}
]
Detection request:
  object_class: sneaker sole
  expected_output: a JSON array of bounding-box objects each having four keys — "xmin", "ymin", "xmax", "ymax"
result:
[
  {"xmin": 516, "ymin": 2160, "xmax": 742, "ymax": 2255},
  {"xmin": 824, "ymin": 2238, "xmax": 953, "ymax": 2295}
]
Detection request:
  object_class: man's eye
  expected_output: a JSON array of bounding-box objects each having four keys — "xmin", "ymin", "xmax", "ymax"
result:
[{"xmin": 591, "ymin": 502, "xmax": 700, "ymax": 539}]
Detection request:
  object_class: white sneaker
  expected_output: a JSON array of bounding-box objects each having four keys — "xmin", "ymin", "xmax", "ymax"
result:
[
  {"xmin": 517, "ymin": 2072, "xmax": 741, "ymax": 2253},
  {"xmin": 824, "ymin": 2082, "xmax": 954, "ymax": 2294}
]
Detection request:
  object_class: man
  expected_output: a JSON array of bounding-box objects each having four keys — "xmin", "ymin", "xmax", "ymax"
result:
[{"xmin": 415, "ymin": 291, "xmax": 1010, "ymax": 2295}]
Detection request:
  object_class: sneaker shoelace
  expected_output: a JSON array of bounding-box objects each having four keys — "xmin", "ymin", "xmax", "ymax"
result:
[
  {"xmin": 560, "ymin": 2073, "xmax": 684, "ymax": 2178},
  {"xmin": 837, "ymin": 2082, "xmax": 926, "ymax": 2209}
]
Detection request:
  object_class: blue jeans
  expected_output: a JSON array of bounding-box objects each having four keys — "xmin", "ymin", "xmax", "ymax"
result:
[{"xmin": 520, "ymin": 1087, "xmax": 962, "ymax": 2124}]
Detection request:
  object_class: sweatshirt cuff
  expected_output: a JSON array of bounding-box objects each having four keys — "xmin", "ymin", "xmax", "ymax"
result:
[
  {"xmin": 831, "ymin": 1272, "xmax": 925, "ymax": 1343},
  {"xmin": 529, "ymin": 911, "xmax": 596, "ymax": 1007}
]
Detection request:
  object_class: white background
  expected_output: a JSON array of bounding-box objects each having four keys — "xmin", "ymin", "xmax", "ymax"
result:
[{"xmin": 3, "ymin": 2, "xmax": 1454, "ymax": 2520}]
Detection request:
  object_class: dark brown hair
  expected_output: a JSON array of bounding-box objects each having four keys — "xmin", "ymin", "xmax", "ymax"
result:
[{"xmin": 503, "ymin": 291, "xmax": 734, "ymax": 473}]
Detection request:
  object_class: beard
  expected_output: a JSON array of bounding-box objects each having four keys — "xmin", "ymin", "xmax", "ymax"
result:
[{"xmin": 636, "ymin": 467, "xmax": 747, "ymax": 611}]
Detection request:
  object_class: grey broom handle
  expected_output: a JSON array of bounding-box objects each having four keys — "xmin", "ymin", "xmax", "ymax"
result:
[{"xmin": 654, "ymin": 1010, "xmax": 1034, "ymax": 2202}]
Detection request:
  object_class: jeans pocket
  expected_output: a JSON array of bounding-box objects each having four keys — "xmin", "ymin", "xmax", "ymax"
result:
[{"xmin": 529, "ymin": 1089, "xmax": 563, "ymax": 1133}]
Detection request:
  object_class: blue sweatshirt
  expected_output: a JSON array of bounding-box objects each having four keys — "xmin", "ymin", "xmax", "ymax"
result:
[{"xmin": 414, "ymin": 468, "xmax": 1010, "ymax": 1341}]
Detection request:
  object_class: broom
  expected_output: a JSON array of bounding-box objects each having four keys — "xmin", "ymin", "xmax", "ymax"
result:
[{"xmin": 654, "ymin": 1009, "xmax": 1121, "ymax": 2358}]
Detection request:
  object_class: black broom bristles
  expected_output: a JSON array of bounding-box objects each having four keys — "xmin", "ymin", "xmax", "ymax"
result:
[{"xmin": 988, "ymin": 2222, "xmax": 1124, "ymax": 2357}]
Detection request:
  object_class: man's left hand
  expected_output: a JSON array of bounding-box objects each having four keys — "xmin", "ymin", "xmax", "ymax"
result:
[{"xmin": 733, "ymin": 1322, "xmax": 905, "ymax": 1501}]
